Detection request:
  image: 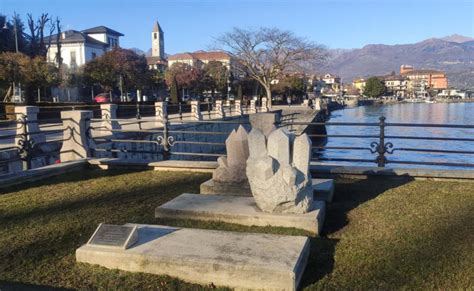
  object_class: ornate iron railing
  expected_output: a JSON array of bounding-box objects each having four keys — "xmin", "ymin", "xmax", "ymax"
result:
[{"xmin": 280, "ymin": 116, "xmax": 474, "ymax": 168}]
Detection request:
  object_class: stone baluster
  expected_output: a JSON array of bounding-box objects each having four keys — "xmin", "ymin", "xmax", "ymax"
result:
[
  {"xmin": 60, "ymin": 110, "xmax": 95, "ymax": 162},
  {"xmin": 249, "ymin": 100, "xmax": 257, "ymax": 114},
  {"xmin": 234, "ymin": 100, "xmax": 242, "ymax": 116},
  {"xmin": 260, "ymin": 97, "xmax": 269, "ymax": 112},
  {"xmin": 215, "ymin": 100, "xmax": 225, "ymax": 118},
  {"xmin": 191, "ymin": 101, "xmax": 202, "ymax": 120},
  {"xmin": 155, "ymin": 101, "xmax": 168, "ymax": 126},
  {"xmin": 14, "ymin": 106, "xmax": 45, "ymax": 147},
  {"xmin": 313, "ymin": 97, "xmax": 322, "ymax": 111},
  {"xmin": 100, "ymin": 103, "xmax": 121, "ymax": 134},
  {"xmin": 14, "ymin": 106, "xmax": 46, "ymax": 171}
]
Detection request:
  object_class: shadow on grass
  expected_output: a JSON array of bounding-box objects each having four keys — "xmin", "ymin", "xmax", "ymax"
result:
[
  {"xmin": 0, "ymin": 281, "xmax": 73, "ymax": 291},
  {"xmin": 323, "ymin": 175, "xmax": 414, "ymax": 235},
  {"xmin": 300, "ymin": 174, "xmax": 414, "ymax": 288},
  {"xmin": 0, "ymin": 168, "xmax": 143, "ymax": 196},
  {"xmin": 0, "ymin": 172, "xmax": 198, "ymax": 226}
]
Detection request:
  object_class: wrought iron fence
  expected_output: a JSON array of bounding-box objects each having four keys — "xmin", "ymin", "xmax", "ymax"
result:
[
  {"xmin": 280, "ymin": 116, "xmax": 474, "ymax": 168},
  {"xmin": 88, "ymin": 114, "xmax": 250, "ymax": 161},
  {"xmin": 0, "ymin": 112, "xmax": 74, "ymax": 172}
]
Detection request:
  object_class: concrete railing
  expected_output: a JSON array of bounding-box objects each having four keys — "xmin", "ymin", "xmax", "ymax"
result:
[{"xmin": 0, "ymin": 102, "xmax": 320, "ymax": 175}]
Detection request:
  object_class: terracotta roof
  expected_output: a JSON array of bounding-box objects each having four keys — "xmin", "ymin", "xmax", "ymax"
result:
[
  {"xmin": 168, "ymin": 51, "xmax": 231, "ymax": 61},
  {"xmin": 167, "ymin": 53, "xmax": 197, "ymax": 60},
  {"xmin": 402, "ymin": 69, "xmax": 445, "ymax": 75},
  {"xmin": 383, "ymin": 75, "xmax": 406, "ymax": 81},
  {"xmin": 191, "ymin": 51, "xmax": 231, "ymax": 60},
  {"xmin": 146, "ymin": 56, "xmax": 167, "ymax": 65}
]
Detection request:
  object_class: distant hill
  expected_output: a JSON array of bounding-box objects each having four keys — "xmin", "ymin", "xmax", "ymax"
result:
[{"xmin": 322, "ymin": 35, "xmax": 474, "ymax": 89}]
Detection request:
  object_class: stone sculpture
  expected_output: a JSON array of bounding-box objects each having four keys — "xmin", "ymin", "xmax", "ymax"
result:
[
  {"xmin": 213, "ymin": 125, "xmax": 249, "ymax": 183},
  {"xmin": 246, "ymin": 128, "xmax": 313, "ymax": 214}
]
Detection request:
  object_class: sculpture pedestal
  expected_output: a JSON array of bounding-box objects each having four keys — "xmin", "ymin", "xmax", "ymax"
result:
[
  {"xmin": 155, "ymin": 193, "xmax": 326, "ymax": 236},
  {"xmin": 200, "ymin": 179, "xmax": 252, "ymax": 196},
  {"xmin": 199, "ymin": 178, "xmax": 335, "ymax": 202}
]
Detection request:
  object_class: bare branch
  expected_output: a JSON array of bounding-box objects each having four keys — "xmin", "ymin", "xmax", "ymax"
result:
[{"xmin": 216, "ymin": 27, "xmax": 327, "ymax": 105}]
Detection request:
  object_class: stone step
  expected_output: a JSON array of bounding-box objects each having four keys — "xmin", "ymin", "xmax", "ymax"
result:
[
  {"xmin": 76, "ymin": 223, "xmax": 310, "ymax": 290},
  {"xmin": 155, "ymin": 193, "xmax": 326, "ymax": 236},
  {"xmin": 312, "ymin": 178, "xmax": 335, "ymax": 203}
]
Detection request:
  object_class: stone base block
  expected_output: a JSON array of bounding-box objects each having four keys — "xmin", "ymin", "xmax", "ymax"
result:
[
  {"xmin": 76, "ymin": 224, "xmax": 309, "ymax": 290},
  {"xmin": 312, "ymin": 178, "xmax": 335, "ymax": 203},
  {"xmin": 155, "ymin": 194, "xmax": 325, "ymax": 235},
  {"xmin": 200, "ymin": 179, "xmax": 252, "ymax": 196},
  {"xmin": 200, "ymin": 178, "xmax": 335, "ymax": 203}
]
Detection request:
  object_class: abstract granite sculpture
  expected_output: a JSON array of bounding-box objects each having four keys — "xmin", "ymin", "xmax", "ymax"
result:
[
  {"xmin": 213, "ymin": 125, "xmax": 249, "ymax": 183},
  {"xmin": 246, "ymin": 128, "xmax": 313, "ymax": 214}
]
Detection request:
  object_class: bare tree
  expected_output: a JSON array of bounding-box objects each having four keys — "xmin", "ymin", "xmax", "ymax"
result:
[
  {"xmin": 27, "ymin": 13, "xmax": 55, "ymax": 57},
  {"xmin": 217, "ymin": 27, "xmax": 327, "ymax": 106}
]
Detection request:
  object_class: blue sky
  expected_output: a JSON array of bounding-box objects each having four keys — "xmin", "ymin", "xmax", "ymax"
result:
[{"xmin": 2, "ymin": 0, "xmax": 473, "ymax": 54}]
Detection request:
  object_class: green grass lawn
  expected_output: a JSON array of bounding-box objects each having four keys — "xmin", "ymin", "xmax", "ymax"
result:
[{"xmin": 0, "ymin": 169, "xmax": 473, "ymax": 290}]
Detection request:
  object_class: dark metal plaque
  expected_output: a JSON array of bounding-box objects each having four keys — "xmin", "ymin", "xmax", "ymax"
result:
[{"xmin": 88, "ymin": 224, "xmax": 137, "ymax": 248}]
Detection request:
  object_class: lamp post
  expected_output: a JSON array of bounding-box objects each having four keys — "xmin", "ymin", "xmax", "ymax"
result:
[{"xmin": 227, "ymin": 73, "xmax": 231, "ymax": 100}]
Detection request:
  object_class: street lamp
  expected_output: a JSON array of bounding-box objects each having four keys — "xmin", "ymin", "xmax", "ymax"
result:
[{"xmin": 227, "ymin": 72, "xmax": 231, "ymax": 100}]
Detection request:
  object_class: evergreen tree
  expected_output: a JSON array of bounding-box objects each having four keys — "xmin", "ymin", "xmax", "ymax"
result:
[{"xmin": 170, "ymin": 77, "xmax": 178, "ymax": 104}]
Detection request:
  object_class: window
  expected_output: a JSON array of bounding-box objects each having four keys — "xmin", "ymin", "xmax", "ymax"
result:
[
  {"xmin": 154, "ymin": 33, "xmax": 157, "ymax": 39},
  {"xmin": 70, "ymin": 51, "xmax": 76, "ymax": 65},
  {"xmin": 92, "ymin": 52, "xmax": 97, "ymax": 59}
]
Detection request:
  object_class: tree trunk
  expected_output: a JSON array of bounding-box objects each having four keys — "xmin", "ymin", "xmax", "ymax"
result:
[{"xmin": 264, "ymin": 84, "xmax": 272, "ymax": 107}]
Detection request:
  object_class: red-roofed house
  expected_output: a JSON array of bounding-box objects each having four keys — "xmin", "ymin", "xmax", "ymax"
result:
[{"xmin": 168, "ymin": 50, "xmax": 233, "ymax": 70}]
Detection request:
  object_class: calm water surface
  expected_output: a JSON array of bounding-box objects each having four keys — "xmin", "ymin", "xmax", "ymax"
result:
[{"xmin": 320, "ymin": 102, "xmax": 474, "ymax": 169}]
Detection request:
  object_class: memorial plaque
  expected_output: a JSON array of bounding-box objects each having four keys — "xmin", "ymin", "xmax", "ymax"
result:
[{"xmin": 87, "ymin": 223, "xmax": 138, "ymax": 249}]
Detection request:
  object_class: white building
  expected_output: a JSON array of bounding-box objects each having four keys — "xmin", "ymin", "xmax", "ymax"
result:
[{"xmin": 47, "ymin": 26, "xmax": 124, "ymax": 69}]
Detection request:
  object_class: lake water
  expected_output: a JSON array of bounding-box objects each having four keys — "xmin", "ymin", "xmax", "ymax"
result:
[{"xmin": 319, "ymin": 102, "xmax": 474, "ymax": 169}]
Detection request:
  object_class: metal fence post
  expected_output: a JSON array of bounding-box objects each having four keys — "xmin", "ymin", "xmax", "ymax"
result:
[
  {"xmin": 162, "ymin": 117, "xmax": 171, "ymax": 160},
  {"xmin": 207, "ymin": 102, "xmax": 212, "ymax": 119},
  {"xmin": 376, "ymin": 116, "xmax": 387, "ymax": 167},
  {"xmin": 19, "ymin": 115, "xmax": 31, "ymax": 170}
]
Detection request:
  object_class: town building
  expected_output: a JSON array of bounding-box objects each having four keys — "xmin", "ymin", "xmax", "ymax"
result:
[
  {"xmin": 146, "ymin": 21, "xmax": 167, "ymax": 71},
  {"xmin": 400, "ymin": 65, "xmax": 448, "ymax": 89},
  {"xmin": 167, "ymin": 51, "xmax": 233, "ymax": 70},
  {"xmin": 437, "ymin": 89, "xmax": 472, "ymax": 99},
  {"xmin": 322, "ymin": 74, "xmax": 341, "ymax": 92},
  {"xmin": 383, "ymin": 75, "xmax": 408, "ymax": 97},
  {"xmin": 352, "ymin": 78, "xmax": 366, "ymax": 93},
  {"xmin": 46, "ymin": 26, "xmax": 124, "ymax": 69}
]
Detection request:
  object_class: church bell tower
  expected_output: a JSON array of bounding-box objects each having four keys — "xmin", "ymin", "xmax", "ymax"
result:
[{"xmin": 152, "ymin": 21, "xmax": 164, "ymax": 59}]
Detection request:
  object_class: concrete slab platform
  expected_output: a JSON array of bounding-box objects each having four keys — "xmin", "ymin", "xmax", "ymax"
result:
[
  {"xmin": 155, "ymin": 194, "xmax": 325, "ymax": 235},
  {"xmin": 76, "ymin": 224, "xmax": 310, "ymax": 290},
  {"xmin": 312, "ymin": 178, "xmax": 335, "ymax": 203},
  {"xmin": 200, "ymin": 179, "xmax": 252, "ymax": 196}
]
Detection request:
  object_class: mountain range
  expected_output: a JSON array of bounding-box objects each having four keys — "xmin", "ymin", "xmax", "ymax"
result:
[
  {"xmin": 322, "ymin": 34, "xmax": 474, "ymax": 89},
  {"xmin": 133, "ymin": 34, "xmax": 474, "ymax": 89}
]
